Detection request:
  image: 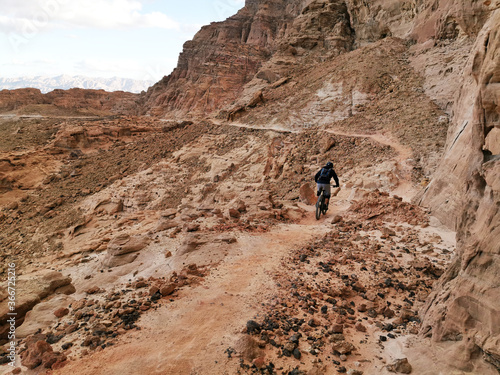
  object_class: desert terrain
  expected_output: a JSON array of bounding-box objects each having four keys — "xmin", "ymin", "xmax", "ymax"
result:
[{"xmin": 1, "ymin": 0, "xmax": 499, "ymax": 374}]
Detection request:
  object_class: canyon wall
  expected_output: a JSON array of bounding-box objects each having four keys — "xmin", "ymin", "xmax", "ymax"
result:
[
  {"xmin": 139, "ymin": 1, "xmax": 302, "ymax": 117},
  {"xmin": 419, "ymin": 9, "xmax": 500, "ymax": 370},
  {"xmin": 140, "ymin": 0, "xmax": 495, "ymax": 119}
]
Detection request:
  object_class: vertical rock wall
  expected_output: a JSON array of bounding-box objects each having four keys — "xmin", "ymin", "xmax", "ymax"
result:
[{"xmin": 420, "ymin": 9, "xmax": 500, "ymax": 371}]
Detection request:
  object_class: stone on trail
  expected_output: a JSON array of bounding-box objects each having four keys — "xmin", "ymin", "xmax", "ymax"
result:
[
  {"xmin": 234, "ymin": 335, "xmax": 262, "ymax": 361},
  {"xmin": 246, "ymin": 320, "xmax": 262, "ymax": 334},
  {"xmin": 299, "ymin": 183, "xmax": 317, "ymax": 205},
  {"xmin": 387, "ymin": 358, "xmax": 412, "ymax": 373}
]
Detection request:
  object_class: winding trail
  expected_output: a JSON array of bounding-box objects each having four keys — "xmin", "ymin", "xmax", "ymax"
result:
[
  {"xmin": 213, "ymin": 119, "xmax": 417, "ymax": 200},
  {"xmin": 50, "ymin": 119, "xmax": 418, "ymax": 375}
]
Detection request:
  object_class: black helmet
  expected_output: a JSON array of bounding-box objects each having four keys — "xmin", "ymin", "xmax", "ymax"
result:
[{"xmin": 326, "ymin": 161, "xmax": 333, "ymax": 169}]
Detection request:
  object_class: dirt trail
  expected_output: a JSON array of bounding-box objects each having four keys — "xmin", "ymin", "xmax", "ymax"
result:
[
  {"xmin": 214, "ymin": 119, "xmax": 417, "ymax": 200},
  {"xmin": 52, "ymin": 210, "xmax": 335, "ymax": 375},
  {"xmin": 323, "ymin": 129, "xmax": 416, "ymax": 199},
  {"xmin": 11, "ymin": 119, "xmax": 428, "ymax": 374}
]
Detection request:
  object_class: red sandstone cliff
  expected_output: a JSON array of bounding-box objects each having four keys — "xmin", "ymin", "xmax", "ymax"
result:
[
  {"xmin": 0, "ymin": 88, "xmax": 138, "ymax": 115},
  {"xmin": 139, "ymin": 0, "xmax": 355, "ymax": 117}
]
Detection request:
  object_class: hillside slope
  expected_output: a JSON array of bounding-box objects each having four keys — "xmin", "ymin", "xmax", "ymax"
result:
[{"xmin": 0, "ymin": 0, "xmax": 499, "ymax": 374}]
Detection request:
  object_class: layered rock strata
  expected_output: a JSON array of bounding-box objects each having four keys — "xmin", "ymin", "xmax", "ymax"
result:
[{"xmin": 0, "ymin": 88, "xmax": 137, "ymax": 114}]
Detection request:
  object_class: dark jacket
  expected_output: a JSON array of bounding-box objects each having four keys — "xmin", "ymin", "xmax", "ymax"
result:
[{"xmin": 315, "ymin": 166, "xmax": 339, "ymax": 186}]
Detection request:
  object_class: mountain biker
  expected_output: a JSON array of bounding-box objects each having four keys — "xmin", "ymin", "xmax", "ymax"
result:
[{"xmin": 314, "ymin": 161, "xmax": 339, "ymax": 210}]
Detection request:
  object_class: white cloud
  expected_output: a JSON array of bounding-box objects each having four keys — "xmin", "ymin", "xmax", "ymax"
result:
[{"xmin": 0, "ymin": 0, "xmax": 180, "ymax": 34}]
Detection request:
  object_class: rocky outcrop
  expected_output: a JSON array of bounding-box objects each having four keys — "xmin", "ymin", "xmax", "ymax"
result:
[
  {"xmin": 139, "ymin": 0, "xmax": 356, "ymax": 118},
  {"xmin": 0, "ymin": 271, "xmax": 74, "ymax": 342},
  {"xmin": 102, "ymin": 233, "xmax": 150, "ymax": 268},
  {"xmin": 346, "ymin": 0, "xmax": 493, "ymax": 45},
  {"xmin": 420, "ymin": 8, "xmax": 500, "ymax": 372},
  {"xmin": 139, "ymin": 0, "xmax": 497, "ymax": 119}
]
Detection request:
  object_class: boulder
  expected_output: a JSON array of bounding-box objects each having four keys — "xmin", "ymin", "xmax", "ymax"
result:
[
  {"xmin": 299, "ymin": 183, "xmax": 317, "ymax": 205},
  {"xmin": 107, "ymin": 234, "xmax": 150, "ymax": 256},
  {"xmin": 20, "ymin": 337, "xmax": 66, "ymax": 370},
  {"xmin": 234, "ymin": 335, "xmax": 262, "ymax": 362},
  {"xmin": 160, "ymin": 283, "xmax": 176, "ymax": 296},
  {"xmin": 387, "ymin": 358, "xmax": 412, "ymax": 374}
]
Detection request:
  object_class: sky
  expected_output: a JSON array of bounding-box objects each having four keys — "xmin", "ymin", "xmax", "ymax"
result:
[{"xmin": 0, "ymin": 0, "xmax": 244, "ymax": 82}]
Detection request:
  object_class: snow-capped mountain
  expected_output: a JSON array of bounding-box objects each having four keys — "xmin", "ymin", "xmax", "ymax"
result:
[{"xmin": 0, "ymin": 75, "xmax": 154, "ymax": 94}]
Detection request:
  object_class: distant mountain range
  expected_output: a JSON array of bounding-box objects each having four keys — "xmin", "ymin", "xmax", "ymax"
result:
[{"xmin": 0, "ymin": 75, "xmax": 155, "ymax": 94}]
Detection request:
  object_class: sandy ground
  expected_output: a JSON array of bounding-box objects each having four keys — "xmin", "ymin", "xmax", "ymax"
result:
[{"xmin": 50, "ymin": 213, "xmax": 333, "ymax": 375}]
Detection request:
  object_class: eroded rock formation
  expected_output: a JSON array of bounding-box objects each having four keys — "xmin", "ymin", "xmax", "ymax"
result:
[
  {"xmin": 139, "ymin": 0, "xmax": 356, "ymax": 117},
  {"xmin": 420, "ymin": 9, "xmax": 500, "ymax": 371}
]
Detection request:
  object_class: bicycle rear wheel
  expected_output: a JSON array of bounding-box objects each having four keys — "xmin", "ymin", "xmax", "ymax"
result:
[
  {"xmin": 321, "ymin": 199, "xmax": 328, "ymax": 215},
  {"xmin": 315, "ymin": 193, "xmax": 323, "ymax": 220}
]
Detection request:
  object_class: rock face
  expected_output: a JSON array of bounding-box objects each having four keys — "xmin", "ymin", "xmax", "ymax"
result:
[
  {"xmin": 347, "ymin": 0, "xmax": 492, "ymax": 45},
  {"xmin": 139, "ymin": 0, "xmax": 355, "ymax": 117},
  {"xmin": 420, "ymin": 8, "xmax": 500, "ymax": 372},
  {"xmin": 0, "ymin": 271, "xmax": 74, "ymax": 342},
  {"xmin": 139, "ymin": 0, "xmax": 495, "ymax": 119}
]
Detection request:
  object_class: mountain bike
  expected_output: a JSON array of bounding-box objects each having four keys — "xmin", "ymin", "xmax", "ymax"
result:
[{"xmin": 315, "ymin": 188, "xmax": 328, "ymax": 220}]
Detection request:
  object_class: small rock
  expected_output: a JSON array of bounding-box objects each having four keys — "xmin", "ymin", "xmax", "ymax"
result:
[
  {"xmin": 293, "ymin": 347, "xmax": 301, "ymax": 359},
  {"xmin": 331, "ymin": 215, "xmax": 342, "ymax": 224},
  {"xmin": 246, "ymin": 320, "xmax": 261, "ymax": 334},
  {"xmin": 331, "ymin": 324, "xmax": 344, "ymax": 333},
  {"xmin": 85, "ymin": 286, "xmax": 100, "ymax": 294},
  {"xmin": 160, "ymin": 283, "xmax": 176, "ymax": 296},
  {"xmin": 332, "ymin": 341, "xmax": 355, "ymax": 355},
  {"xmin": 134, "ymin": 280, "xmax": 148, "ymax": 289},
  {"xmin": 228, "ymin": 209, "xmax": 241, "ymax": 218},
  {"xmin": 357, "ymin": 304, "xmax": 367, "ymax": 313},
  {"xmin": 383, "ymin": 307, "xmax": 395, "ymax": 318},
  {"xmin": 7, "ymin": 201, "xmax": 18, "ymax": 210},
  {"xmin": 355, "ymin": 323, "xmax": 366, "ymax": 332},
  {"xmin": 54, "ymin": 308, "xmax": 69, "ymax": 318},
  {"xmin": 252, "ymin": 357, "xmax": 266, "ymax": 369},
  {"xmin": 387, "ymin": 358, "xmax": 412, "ymax": 374},
  {"xmin": 184, "ymin": 223, "xmax": 200, "ymax": 232}
]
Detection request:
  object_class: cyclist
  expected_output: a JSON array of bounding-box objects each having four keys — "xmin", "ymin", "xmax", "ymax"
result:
[{"xmin": 314, "ymin": 161, "xmax": 339, "ymax": 210}]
